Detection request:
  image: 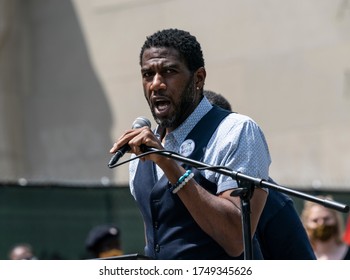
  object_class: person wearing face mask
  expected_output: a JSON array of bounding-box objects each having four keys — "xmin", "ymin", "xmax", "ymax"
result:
[{"xmin": 301, "ymin": 195, "xmax": 350, "ymax": 260}]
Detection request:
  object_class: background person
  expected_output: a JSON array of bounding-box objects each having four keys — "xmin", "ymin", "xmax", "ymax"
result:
[
  {"xmin": 85, "ymin": 224, "xmax": 123, "ymax": 259},
  {"xmin": 204, "ymin": 89, "xmax": 316, "ymax": 260},
  {"xmin": 9, "ymin": 243, "xmax": 37, "ymax": 260},
  {"xmin": 344, "ymin": 215, "xmax": 350, "ymax": 245},
  {"xmin": 203, "ymin": 90, "xmax": 232, "ymax": 111},
  {"xmin": 301, "ymin": 195, "xmax": 350, "ymax": 260}
]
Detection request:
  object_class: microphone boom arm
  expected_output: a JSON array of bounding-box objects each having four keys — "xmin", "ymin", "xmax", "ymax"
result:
[{"xmin": 112, "ymin": 144, "xmax": 349, "ymax": 213}]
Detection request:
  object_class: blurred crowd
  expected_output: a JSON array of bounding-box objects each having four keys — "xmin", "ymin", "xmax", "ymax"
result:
[
  {"xmin": 6, "ymin": 205, "xmax": 350, "ymax": 260},
  {"xmin": 7, "ymin": 224, "xmax": 123, "ymax": 260}
]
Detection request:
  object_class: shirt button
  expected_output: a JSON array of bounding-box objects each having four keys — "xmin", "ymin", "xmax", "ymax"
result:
[
  {"xmin": 154, "ymin": 221, "xmax": 159, "ymax": 229},
  {"xmin": 155, "ymin": 244, "xmax": 160, "ymax": 253}
]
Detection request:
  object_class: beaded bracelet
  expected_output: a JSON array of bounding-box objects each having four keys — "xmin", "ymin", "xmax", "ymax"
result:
[{"xmin": 169, "ymin": 170, "xmax": 194, "ymax": 194}]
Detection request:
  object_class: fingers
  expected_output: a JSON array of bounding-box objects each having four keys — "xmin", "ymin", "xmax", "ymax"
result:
[
  {"xmin": 127, "ymin": 128, "xmax": 159, "ymax": 155},
  {"xmin": 109, "ymin": 127, "xmax": 157, "ymax": 155},
  {"xmin": 109, "ymin": 129, "xmax": 138, "ymax": 153},
  {"xmin": 109, "ymin": 143, "xmax": 118, "ymax": 153}
]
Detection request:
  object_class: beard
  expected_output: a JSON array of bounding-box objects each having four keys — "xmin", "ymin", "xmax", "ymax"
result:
[{"xmin": 151, "ymin": 77, "xmax": 196, "ymax": 128}]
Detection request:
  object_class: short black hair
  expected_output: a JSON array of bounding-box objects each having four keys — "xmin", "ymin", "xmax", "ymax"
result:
[
  {"xmin": 139, "ymin": 28, "xmax": 205, "ymax": 72},
  {"xmin": 204, "ymin": 90, "xmax": 232, "ymax": 111},
  {"xmin": 85, "ymin": 224, "xmax": 121, "ymax": 253}
]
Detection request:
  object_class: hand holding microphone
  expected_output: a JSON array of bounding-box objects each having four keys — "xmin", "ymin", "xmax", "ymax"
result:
[{"xmin": 108, "ymin": 116, "xmax": 151, "ymax": 167}]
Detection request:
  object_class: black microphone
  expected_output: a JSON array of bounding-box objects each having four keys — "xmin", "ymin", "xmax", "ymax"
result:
[{"xmin": 108, "ymin": 116, "xmax": 151, "ymax": 167}]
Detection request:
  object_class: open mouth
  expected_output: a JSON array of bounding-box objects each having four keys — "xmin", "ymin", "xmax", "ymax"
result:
[
  {"xmin": 153, "ymin": 98, "xmax": 171, "ymax": 116},
  {"xmin": 155, "ymin": 100, "xmax": 170, "ymax": 112}
]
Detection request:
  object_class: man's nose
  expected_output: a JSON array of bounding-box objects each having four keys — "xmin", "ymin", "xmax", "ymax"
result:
[{"xmin": 150, "ymin": 73, "xmax": 166, "ymax": 91}]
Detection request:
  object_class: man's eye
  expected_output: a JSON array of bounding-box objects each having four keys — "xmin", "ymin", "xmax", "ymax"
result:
[
  {"xmin": 143, "ymin": 72, "xmax": 152, "ymax": 78},
  {"xmin": 165, "ymin": 69, "xmax": 174, "ymax": 74}
]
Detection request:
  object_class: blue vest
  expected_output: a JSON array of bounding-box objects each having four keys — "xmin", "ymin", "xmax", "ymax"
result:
[{"xmin": 134, "ymin": 106, "xmax": 263, "ymax": 259}]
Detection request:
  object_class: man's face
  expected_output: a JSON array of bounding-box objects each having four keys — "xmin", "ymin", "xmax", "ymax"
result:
[{"xmin": 141, "ymin": 47, "xmax": 201, "ymax": 130}]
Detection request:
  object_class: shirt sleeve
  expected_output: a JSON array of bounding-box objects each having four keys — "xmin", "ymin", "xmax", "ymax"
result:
[{"xmin": 214, "ymin": 116, "xmax": 271, "ymax": 194}]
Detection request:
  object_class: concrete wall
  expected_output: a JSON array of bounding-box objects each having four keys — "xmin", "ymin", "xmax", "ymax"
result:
[
  {"xmin": 0, "ymin": 0, "xmax": 25, "ymax": 179},
  {"xmin": 1, "ymin": 0, "xmax": 350, "ymax": 190},
  {"xmin": 0, "ymin": 0, "xmax": 113, "ymax": 183}
]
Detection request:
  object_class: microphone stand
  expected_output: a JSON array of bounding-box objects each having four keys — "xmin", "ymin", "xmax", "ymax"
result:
[{"xmin": 109, "ymin": 146, "xmax": 350, "ymax": 260}]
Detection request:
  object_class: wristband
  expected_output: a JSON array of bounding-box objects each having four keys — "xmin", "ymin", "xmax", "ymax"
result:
[{"xmin": 169, "ymin": 170, "xmax": 194, "ymax": 194}]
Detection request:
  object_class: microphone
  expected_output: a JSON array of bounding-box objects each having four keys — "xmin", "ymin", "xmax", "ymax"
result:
[{"xmin": 108, "ymin": 116, "xmax": 151, "ymax": 167}]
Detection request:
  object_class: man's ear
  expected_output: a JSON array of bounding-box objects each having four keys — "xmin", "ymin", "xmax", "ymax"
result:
[{"xmin": 194, "ymin": 67, "xmax": 206, "ymax": 90}]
